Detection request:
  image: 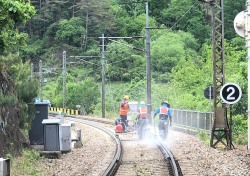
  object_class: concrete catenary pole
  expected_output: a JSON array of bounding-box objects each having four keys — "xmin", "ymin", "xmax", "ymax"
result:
[
  {"xmin": 31, "ymin": 63, "xmax": 34, "ymax": 78},
  {"xmin": 101, "ymin": 34, "xmax": 105, "ymax": 118},
  {"xmin": 145, "ymin": 2, "xmax": 152, "ymax": 122},
  {"xmin": 39, "ymin": 60, "xmax": 43, "ymax": 100},
  {"xmin": 63, "ymin": 51, "xmax": 67, "ymax": 109}
]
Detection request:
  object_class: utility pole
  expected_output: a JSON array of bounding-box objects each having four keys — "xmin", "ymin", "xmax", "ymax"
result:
[
  {"xmin": 39, "ymin": 60, "xmax": 43, "ymax": 100},
  {"xmin": 145, "ymin": 2, "xmax": 152, "ymax": 123},
  {"xmin": 63, "ymin": 51, "xmax": 67, "ymax": 109},
  {"xmin": 101, "ymin": 34, "xmax": 105, "ymax": 118}
]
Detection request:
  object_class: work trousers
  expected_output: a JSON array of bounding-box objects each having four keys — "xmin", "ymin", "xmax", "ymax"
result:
[
  {"xmin": 120, "ymin": 115, "xmax": 128, "ymax": 132},
  {"xmin": 137, "ymin": 118, "xmax": 147, "ymax": 140},
  {"xmin": 158, "ymin": 119, "xmax": 169, "ymax": 139}
]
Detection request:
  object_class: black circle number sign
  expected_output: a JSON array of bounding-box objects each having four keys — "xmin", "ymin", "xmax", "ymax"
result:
[{"xmin": 220, "ymin": 83, "xmax": 242, "ymax": 104}]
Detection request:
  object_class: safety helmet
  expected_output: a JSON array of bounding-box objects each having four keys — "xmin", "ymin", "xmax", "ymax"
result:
[
  {"xmin": 161, "ymin": 100, "xmax": 168, "ymax": 105},
  {"xmin": 140, "ymin": 101, "xmax": 145, "ymax": 105},
  {"xmin": 123, "ymin": 95, "xmax": 130, "ymax": 100}
]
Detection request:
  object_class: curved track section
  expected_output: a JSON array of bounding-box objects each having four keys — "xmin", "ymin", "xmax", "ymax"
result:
[
  {"xmin": 51, "ymin": 114, "xmax": 181, "ymax": 175},
  {"xmin": 157, "ymin": 141, "xmax": 179, "ymax": 176},
  {"xmin": 66, "ymin": 117, "xmax": 122, "ymax": 176}
]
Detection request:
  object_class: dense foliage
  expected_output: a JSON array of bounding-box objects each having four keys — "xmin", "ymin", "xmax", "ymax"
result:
[
  {"xmin": 0, "ymin": 0, "xmax": 35, "ymax": 54},
  {"xmin": 1, "ymin": 0, "xmax": 249, "ymax": 156},
  {"xmin": 0, "ymin": 0, "xmax": 36, "ymax": 156}
]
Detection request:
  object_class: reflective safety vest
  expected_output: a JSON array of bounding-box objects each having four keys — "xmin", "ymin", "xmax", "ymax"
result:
[
  {"xmin": 120, "ymin": 103, "xmax": 129, "ymax": 116},
  {"xmin": 139, "ymin": 107, "xmax": 147, "ymax": 118},
  {"xmin": 160, "ymin": 106, "xmax": 168, "ymax": 115}
]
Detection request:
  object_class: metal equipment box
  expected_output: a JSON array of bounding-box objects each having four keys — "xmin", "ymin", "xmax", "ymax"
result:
[
  {"xmin": 29, "ymin": 101, "xmax": 49, "ymax": 145},
  {"xmin": 61, "ymin": 124, "xmax": 72, "ymax": 152},
  {"xmin": 42, "ymin": 119, "xmax": 62, "ymax": 151},
  {"xmin": 0, "ymin": 158, "xmax": 10, "ymax": 176}
]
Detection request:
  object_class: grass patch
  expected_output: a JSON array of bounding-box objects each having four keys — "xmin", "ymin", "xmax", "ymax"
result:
[
  {"xmin": 196, "ymin": 130, "xmax": 210, "ymax": 145},
  {"xmin": 9, "ymin": 149, "xmax": 44, "ymax": 176},
  {"xmin": 233, "ymin": 132, "xmax": 248, "ymax": 145}
]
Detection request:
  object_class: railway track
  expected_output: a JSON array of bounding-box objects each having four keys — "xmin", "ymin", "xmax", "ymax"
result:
[
  {"xmin": 45, "ymin": 113, "xmax": 250, "ymax": 175},
  {"xmin": 116, "ymin": 132, "xmax": 180, "ymax": 176},
  {"xmin": 58, "ymin": 114, "xmax": 182, "ymax": 176},
  {"xmin": 65, "ymin": 117, "xmax": 122, "ymax": 175}
]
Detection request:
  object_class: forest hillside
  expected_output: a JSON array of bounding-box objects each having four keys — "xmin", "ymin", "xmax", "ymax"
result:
[{"xmin": 0, "ymin": 0, "xmax": 248, "ymax": 156}]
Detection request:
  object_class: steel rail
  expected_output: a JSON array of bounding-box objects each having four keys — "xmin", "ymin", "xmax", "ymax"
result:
[
  {"xmin": 65, "ymin": 117, "xmax": 122, "ymax": 176},
  {"xmin": 51, "ymin": 114, "xmax": 181, "ymax": 175},
  {"xmin": 157, "ymin": 140, "xmax": 179, "ymax": 176}
]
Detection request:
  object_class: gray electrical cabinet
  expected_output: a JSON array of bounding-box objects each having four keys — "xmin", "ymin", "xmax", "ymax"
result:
[
  {"xmin": 42, "ymin": 119, "xmax": 62, "ymax": 151},
  {"xmin": 29, "ymin": 102, "xmax": 49, "ymax": 145},
  {"xmin": 0, "ymin": 158, "xmax": 10, "ymax": 176},
  {"xmin": 61, "ymin": 124, "xmax": 72, "ymax": 152}
]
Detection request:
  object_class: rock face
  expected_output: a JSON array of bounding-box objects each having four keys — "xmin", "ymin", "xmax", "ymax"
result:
[{"xmin": 0, "ymin": 70, "xmax": 22, "ymax": 157}]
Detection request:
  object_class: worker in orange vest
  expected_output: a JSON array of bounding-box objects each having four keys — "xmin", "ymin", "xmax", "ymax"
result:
[
  {"xmin": 136, "ymin": 101, "xmax": 147, "ymax": 140},
  {"xmin": 120, "ymin": 95, "xmax": 130, "ymax": 132}
]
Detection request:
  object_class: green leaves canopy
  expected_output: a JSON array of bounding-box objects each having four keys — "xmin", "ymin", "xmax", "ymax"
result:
[
  {"xmin": 0, "ymin": 0, "xmax": 35, "ymax": 53},
  {"xmin": 105, "ymin": 39, "xmax": 145, "ymax": 82},
  {"xmin": 56, "ymin": 17, "xmax": 86, "ymax": 47},
  {"xmin": 151, "ymin": 30, "xmax": 199, "ymax": 82}
]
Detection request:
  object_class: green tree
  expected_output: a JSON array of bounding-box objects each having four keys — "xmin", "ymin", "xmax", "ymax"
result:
[
  {"xmin": 224, "ymin": 0, "xmax": 246, "ymax": 40},
  {"xmin": 169, "ymin": 37, "xmax": 247, "ymax": 113},
  {"xmin": 76, "ymin": 0, "xmax": 117, "ymax": 49},
  {"xmin": 0, "ymin": 0, "xmax": 35, "ymax": 54},
  {"xmin": 1, "ymin": 53, "xmax": 38, "ymax": 128},
  {"xmin": 0, "ymin": 0, "xmax": 36, "ymax": 156},
  {"xmin": 66, "ymin": 78, "xmax": 100, "ymax": 114},
  {"xmin": 151, "ymin": 30, "xmax": 199, "ymax": 83},
  {"xmin": 105, "ymin": 39, "xmax": 145, "ymax": 82},
  {"xmin": 162, "ymin": 0, "xmax": 210, "ymax": 45},
  {"xmin": 224, "ymin": 37, "xmax": 247, "ymax": 116},
  {"xmin": 0, "ymin": 53, "xmax": 38, "ymax": 156},
  {"xmin": 56, "ymin": 17, "xmax": 86, "ymax": 47}
]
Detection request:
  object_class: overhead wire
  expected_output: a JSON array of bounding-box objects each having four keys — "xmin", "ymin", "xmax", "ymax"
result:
[
  {"xmin": 104, "ymin": 34, "xmax": 143, "ymax": 114},
  {"xmin": 107, "ymin": 38, "xmax": 145, "ymax": 52},
  {"xmin": 59, "ymin": 0, "xmax": 201, "ymax": 80},
  {"xmin": 168, "ymin": 0, "xmax": 200, "ymax": 31},
  {"xmin": 146, "ymin": 0, "xmax": 201, "ymax": 53},
  {"xmin": 105, "ymin": 58, "xmax": 118, "ymax": 114},
  {"xmin": 73, "ymin": 58, "xmax": 99, "ymax": 66},
  {"xmin": 143, "ymin": 0, "xmax": 203, "ymax": 104},
  {"xmin": 98, "ymin": 36, "xmax": 119, "ymax": 115},
  {"xmin": 83, "ymin": 0, "xmax": 202, "ymax": 115},
  {"xmin": 107, "ymin": 57, "xmax": 133, "ymax": 65},
  {"xmin": 103, "ymin": 0, "xmax": 200, "ymax": 67}
]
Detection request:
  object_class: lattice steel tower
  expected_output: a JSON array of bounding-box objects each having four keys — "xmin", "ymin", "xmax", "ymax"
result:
[{"xmin": 209, "ymin": 0, "xmax": 231, "ymax": 148}]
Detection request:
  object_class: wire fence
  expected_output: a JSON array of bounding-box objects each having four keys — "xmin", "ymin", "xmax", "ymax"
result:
[{"xmin": 171, "ymin": 109, "xmax": 213, "ymax": 133}]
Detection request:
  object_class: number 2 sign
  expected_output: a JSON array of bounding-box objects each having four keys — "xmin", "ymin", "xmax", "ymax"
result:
[{"xmin": 220, "ymin": 83, "xmax": 242, "ymax": 105}]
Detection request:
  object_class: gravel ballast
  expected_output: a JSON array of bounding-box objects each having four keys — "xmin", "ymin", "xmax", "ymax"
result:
[
  {"xmin": 39, "ymin": 120, "xmax": 250, "ymax": 176},
  {"xmin": 167, "ymin": 130, "xmax": 250, "ymax": 176}
]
